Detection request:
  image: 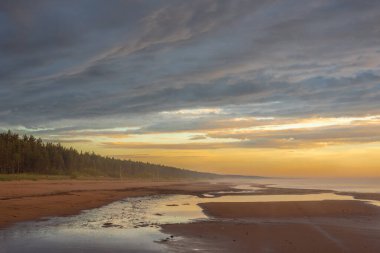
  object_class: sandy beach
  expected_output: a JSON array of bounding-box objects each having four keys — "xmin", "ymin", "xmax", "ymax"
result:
[
  {"xmin": 163, "ymin": 200, "xmax": 380, "ymax": 252},
  {"xmin": 199, "ymin": 200, "xmax": 380, "ymax": 218},
  {"xmin": 1, "ymin": 180, "xmax": 380, "ymax": 252},
  {"xmin": 0, "ymin": 180, "xmax": 230, "ymax": 228}
]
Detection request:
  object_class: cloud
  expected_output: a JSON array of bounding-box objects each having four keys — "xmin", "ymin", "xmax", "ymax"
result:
[
  {"xmin": 112, "ymin": 154, "xmax": 206, "ymax": 159},
  {"xmin": 1, "ymin": 0, "xmax": 380, "ymax": 153},
  {"xmin": 97, "ymin": 115, "xmax": 380, "ymax": 150},
  {"xmin": 101, "ymin": 124, "xmax": 380, "ymax": 150},
  {"xmin": 206, "ymin": 120, "xmax": 380, "ymax": 148},
  {"xmin": 101, "ymin": 142, "xmax": 234, "ymax": 150},
  {"xmin": 189, "ymin": 135, "xmax": 208, "ymax": 141},
  {"xmin": 46, "ymin": 138, "xmax": 93, "ymax": 144}
]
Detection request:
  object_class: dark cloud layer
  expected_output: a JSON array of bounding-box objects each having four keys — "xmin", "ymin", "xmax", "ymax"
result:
[{"xmin": 1, "ymin": 0, "xmax": 380, "ymax": 133}]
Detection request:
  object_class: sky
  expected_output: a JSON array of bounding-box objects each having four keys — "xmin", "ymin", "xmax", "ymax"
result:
[{"xmin": 1, "ymin": 0, "xmax": 380, "ymax": 177}]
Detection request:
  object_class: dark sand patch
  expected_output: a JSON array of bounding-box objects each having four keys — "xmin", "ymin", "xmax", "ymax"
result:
[
  {"xmin": 162, "ymin": 200, "xmax": 380, "ymax": 253},
  {"xmin": 163, "ymin": 220, "xmax": 380, "ymax": 253},
  {"xmin": 199, "ymin": 200, "xmax": 380, "ymax": 218}
]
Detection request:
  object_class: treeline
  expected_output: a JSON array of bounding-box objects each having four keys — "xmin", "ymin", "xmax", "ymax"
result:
[{"xmin": 0, "ymin": 131, "xmax": 215, "ymax": 179}]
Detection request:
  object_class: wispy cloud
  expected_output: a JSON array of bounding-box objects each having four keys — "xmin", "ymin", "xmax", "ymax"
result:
[{"xmin": 1, "ymin": 1, "xmax": 380, "ymax": 176}]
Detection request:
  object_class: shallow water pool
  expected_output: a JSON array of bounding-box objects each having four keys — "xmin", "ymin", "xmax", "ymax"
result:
[{"xmin": 1, "ymin": 189, "xmax": 378, "ymax": 253}]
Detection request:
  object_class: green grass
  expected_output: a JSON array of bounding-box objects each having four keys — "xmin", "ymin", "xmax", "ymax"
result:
[
  {"xmin": 0, "ymin": 173, "xmax": 72, "ymax": 181},
  {"xmin": 0, "ymin": 173, "xmax": 124, "ymax": 181},
  {"xmin": 0, "ymin": 173, "xmax": 195, "ymax": 181}
]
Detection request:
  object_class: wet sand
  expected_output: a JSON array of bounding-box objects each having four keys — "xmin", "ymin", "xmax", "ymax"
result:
[
  {"xmin": 199, "ymin": 200, "xmax": 380, "ymax": 218},
  {"xmin": 2, "ymin": 180, "xmax": 380, "ymax": 252},
  {"xmin": 163, "ymin": 200, "xmax": 380, "ymax": 253},
  {"xmin": 342, "ymin": 192, "xmax": 380, "ymax": 201},
  {"xmin": 0, "ymin": 180, "xmax": 230, "ymax": 228}
]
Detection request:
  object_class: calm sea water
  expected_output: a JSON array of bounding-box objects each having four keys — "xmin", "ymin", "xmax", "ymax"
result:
[{"xmin": 250, "ymin": 177, "xmax": 380, "ymax": 193}]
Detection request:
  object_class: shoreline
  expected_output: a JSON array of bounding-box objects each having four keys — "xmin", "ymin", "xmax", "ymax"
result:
[
  {"xmin": 1, "ymin": 180, "xmax": 380, "ymax": 252},
  {"xmin": 2, "ymin": 179, "xmax": 380, "ymax": 229},
  {"xmin": 162, "ymin": 200, "xmax": 380, "ymax": 252},
  {"xmin": 0, "ymin": 179, "xmax": 231, "ymax": 229}
]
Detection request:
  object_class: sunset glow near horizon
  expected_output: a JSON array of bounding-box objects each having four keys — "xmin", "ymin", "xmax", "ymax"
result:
[{"xmin": 1, "ymin": 1, "xmax": 380, "ymax": 177}]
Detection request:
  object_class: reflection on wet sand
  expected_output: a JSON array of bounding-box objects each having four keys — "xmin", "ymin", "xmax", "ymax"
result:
[{"xmin": 1, "ymin": 183, "xmax": 380, "ymax": 253}]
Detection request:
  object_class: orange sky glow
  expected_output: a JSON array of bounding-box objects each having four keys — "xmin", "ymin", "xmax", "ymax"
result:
[
  {"xmin": 2, "ymin": 1, "xmax": 380, "ymax": 178},
  {"xmin": 58, "ymin": 114, "xmax": 380, "ymax": 177}
]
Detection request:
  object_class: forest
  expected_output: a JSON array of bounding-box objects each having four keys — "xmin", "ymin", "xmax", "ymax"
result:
[{"xmin": 0, "ymin": 131, "xmax": 215, "ymax": 179}]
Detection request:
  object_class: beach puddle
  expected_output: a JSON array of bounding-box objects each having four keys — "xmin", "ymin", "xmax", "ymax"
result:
[
  {"xmin": 363, "ymin": 199, "xmax": 380, "ymax": 207},
  {"xmin": 208, "ymin": 184, "xmax": 262, "ymax": 196},
  {"xmin": 0, "ymin": 187, "xmax": 378, "ymax": 253},
  {"xmin": 253, "ymin": 178, "xmax": 380, "ymax": 193}
]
